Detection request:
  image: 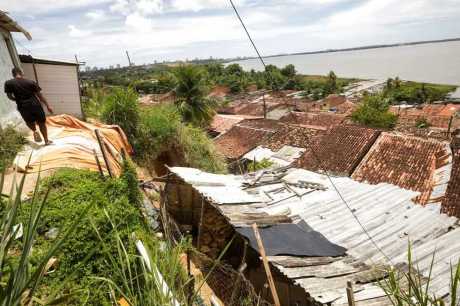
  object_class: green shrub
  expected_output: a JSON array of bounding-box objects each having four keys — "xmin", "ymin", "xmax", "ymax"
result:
[
  {"xmin": 416, "ymin": 117, "xmax": 430, "ymax": 129},
  {"xmin": 17, "ymin": 169, "xmax": 150, "ymax": 305},
  {"xmin": 351, "ymin": 94, "xmax": 397, "ymax": 128},
  {"xmin": 178, "ymin": 124, "xmax": 227, "ymax": 173},
  {"xmin": 101, "ymin": 87, "xmax": 140, "ymax": 143},
  {"xmin": 136, "ymin": 105, "xmax": 181, "ymax": 163},
  {"xmin": 0, "ymin": 126, "xmax": 27, "ymax": 172},
  {"xmin": 247, "ymin": 158, "xmax": 274, "ymax": 172},
  {"xmin": 136, "ymin": 105, "xmax": 227, "ymax": 173},
  {"xmin": 383, "ymin": 78, "xmax": 456, "ymax": 104},
  {"xmin": 82, "ymin": 87, "xmax": 107, "ymax": 119}
]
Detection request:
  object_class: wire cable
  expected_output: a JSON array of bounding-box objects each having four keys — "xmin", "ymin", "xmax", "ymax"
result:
[{"xmin": 228, "ymin": 0, "xmax": 393, "ymax": 264}]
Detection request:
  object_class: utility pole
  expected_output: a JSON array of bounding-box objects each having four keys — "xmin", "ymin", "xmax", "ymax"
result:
[{"xmin": 126, "ymin": 50, "xmax": 133, "ymax": 67}]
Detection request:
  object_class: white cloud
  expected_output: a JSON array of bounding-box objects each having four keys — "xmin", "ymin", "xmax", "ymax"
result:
[
  {"xmin": 68, "ymin": 25, "xmax": 91, "ymax": 37},
  {"xmin": 85, "ymin": 10, "xmax": 107, "ymax": 21},
  {"xmin": 2, "ymin": 0, "xmax": 110, "ymax": 13},
  {"xmin": 125, "ymin": 12, "xmax": 154, "ymax": 31}
]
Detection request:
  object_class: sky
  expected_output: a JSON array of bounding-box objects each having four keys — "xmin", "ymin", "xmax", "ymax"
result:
[{"xmin": 2, "ymin": 0, "xmax": 460, "ymax": 68}]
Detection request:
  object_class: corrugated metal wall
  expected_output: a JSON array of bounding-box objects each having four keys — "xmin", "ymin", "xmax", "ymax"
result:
[{"xmin": 22, "ymin": 62, "xmax": 82, "ymax": 118}]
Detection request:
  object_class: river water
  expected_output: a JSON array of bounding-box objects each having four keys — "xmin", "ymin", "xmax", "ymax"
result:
[{"xmin": 233, "ymin": 41, "xmax": 460, "ymax": 86}]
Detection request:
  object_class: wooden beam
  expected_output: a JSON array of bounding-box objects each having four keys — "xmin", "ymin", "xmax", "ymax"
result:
[
  {"xmin": 252, "ymin": 223, "xmax": 281, "ymax": 306},
  {"xmin": 95, "ymin": 129, "xmax": 113, "ymax": 178},
  {"xmin": 346, "ymin": 281, "xmax": 356, "ymax": 306}
]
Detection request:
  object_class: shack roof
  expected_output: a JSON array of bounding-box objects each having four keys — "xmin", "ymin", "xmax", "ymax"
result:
[
  {"xmin": 352, "ymin": 133, "xmax": 452, "ymax": 204},
  {"xmin": 0, "ymin": 11, "xmax": 31, "ymax": 40},
  {"xmin": 280, "ymin": 111, "xmax": 346, "ymax": 128},
  {"xmin": 169, "ymin": 166, "xmax": 460, "ymax": 305},
  {"xmin": 213, "ymin": 119, "xmax": 281, "ymax": 159},
  {"xmin": 19, "ymin": 54, "xmax": 78, "ymax": 66},
  {"xmin": 296, "ymin": 124, "xmax": 381, "ymax": 176}
]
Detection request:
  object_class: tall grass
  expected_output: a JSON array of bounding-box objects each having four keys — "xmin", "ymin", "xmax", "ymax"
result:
[
  {"xmin": 101, "ymin": 87, "xmax": 140, "ymax": 143},
  {"xmin": 0, "ymin": 126, "xmax": 27, "ymax": 172},
  {"xmin": 0, "ymin": 171, "xmax": 86, "ymax": 305},
  {"xmin": 378, "ymin": 245, "xmax": 460, "ymax": 306}
]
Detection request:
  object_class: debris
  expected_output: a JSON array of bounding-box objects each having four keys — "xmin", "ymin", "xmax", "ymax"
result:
[{"xmin": 45, "ymin": 227, "xmax": 59, "ymax": 240}]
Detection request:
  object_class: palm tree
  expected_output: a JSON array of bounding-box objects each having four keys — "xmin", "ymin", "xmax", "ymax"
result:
[{"xmin": 173, "ymin": 65, "xmax": 217, "ymax": 127}]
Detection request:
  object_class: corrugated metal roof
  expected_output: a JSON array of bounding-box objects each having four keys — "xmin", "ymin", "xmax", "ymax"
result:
[{"xmin": 169, "ymin": 166, "xmax": 460, "ymax": 305}]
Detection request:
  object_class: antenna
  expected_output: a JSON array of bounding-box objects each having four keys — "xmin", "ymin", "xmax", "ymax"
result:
[{"xmin": 126, "ymin": 50, "xmax": 133, "ymax": 67}]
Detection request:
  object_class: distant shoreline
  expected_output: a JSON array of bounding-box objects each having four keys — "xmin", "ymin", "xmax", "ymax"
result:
[{"xmin": 234, "ymin": 37, "xmax": 460, "ymax": 61}]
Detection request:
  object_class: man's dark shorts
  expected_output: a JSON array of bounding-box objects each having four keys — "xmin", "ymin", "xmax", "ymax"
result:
[{"xmin": 18, "ymin": 100, "xmax": 46, "ymax": 124}]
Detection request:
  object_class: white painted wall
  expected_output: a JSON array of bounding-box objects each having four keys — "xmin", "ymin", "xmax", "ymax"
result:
[
  {"xmin": 21, "ymin": 62, "xmax": 83, "ymax": 118},
  {"xmin": 0, "ymin": 32, "xmax": 25, "ymax": 129}
]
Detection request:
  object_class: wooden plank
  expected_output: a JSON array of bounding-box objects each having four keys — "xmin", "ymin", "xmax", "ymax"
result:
[
  {"xmin": 278, "ymin": 260, "xmax": 365, "ymax": 279},
  {"xmin": 252, "ymin": 223, "xmax": 281, "ymax": 306},
  {"xmin": 267, "ymin": 255, "xmax": 340, "ymax": 267}
]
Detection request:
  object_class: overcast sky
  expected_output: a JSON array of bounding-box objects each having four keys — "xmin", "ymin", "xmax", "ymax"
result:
[{"xmin": 2, "ymin": 0, "xmax": 460, "ymax": 68}]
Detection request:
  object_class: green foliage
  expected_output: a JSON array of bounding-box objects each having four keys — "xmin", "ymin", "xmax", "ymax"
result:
[
  {"xmin": 383, "ymin": 78, "xmax": 456, "ymax": 104},
  {"xmin": 351, "ymin": 94, "xmax": 397, "ymax": 128},
  {"xmin": 120, "ymin": 154, "xmax": 142, "ymax": 206},
  {"xmin": 416, "ymin": 117, "xmax": 430, "ymax": 129},
  {"xmin": 136, "ymin": 105, "xmax": 227, "ymax": 173},
  {"xmin": 101, "ymin": 87, "xmax": 140, "ymax": 143},
  {"xmin": 136, "ymin": 105, "xmax": 182, "ymax": 160},
  {"xmin": 82, "ymin": 87, "xmax": 107, "ymax": 118},
  {"xmin": 173, "ymin": 65, "xmax": 218, "ymax": 127},
  {"xmin": 378, "ymin": 244, "xmax": 460, "ymax": 306},
  {"xmin": 225, "ymin": 63, "xmax": 245, "ymax": 77},
  {"xmin": 0, "ymin": 172, "xmax": 84, "ymax": 305},
  {"xmin": 134, "ymin": 72, "xmax": 176, "ymax": 94},
  {"xmin": 300, "ymin": 72, "xmax": 352, "ymax": 99},
  {"xmin": 247, "ymin": 158, "xmax": 274, "ymax": 172},
  {"xmin": 178, "ymin": 124, "xmax": 227, "ymax": 173},
  {"xmin": 17, "ymin": 169, "xmax": 150, "ymax": 305},
  {"xmin": 280, "ymin": 64, "xmax": 297, "ymax": 78},
  {"xmin": 0, "ymin": 126, "xmax": 27, "ymax": 172}
]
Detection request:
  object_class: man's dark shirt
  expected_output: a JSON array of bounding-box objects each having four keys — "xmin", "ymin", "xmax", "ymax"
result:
[{"xmin": 4, "ymin": 78, "xmax": 42, "ymax": 108}]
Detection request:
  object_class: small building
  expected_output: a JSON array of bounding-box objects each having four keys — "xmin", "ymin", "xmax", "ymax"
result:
[
  {"xmin": 0, "ymin": 10, "xmax": 31, "ymax": 128},
  {"xmin": 165, "ymin": 166, "xmax": 460, "ymax": 306},
  {"xmin": 19, "ymin": 55, "xmax": 83, "ymax": 118}
]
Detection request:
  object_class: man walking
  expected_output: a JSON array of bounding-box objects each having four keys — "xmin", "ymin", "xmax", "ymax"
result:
[{"xmin": 4, "ymin": 67, "xmax": 53, "ymax": 145}]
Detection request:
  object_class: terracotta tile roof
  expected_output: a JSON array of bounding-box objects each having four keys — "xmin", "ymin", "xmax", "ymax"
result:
[
  {"xmin": 295, "ymin": 125, "xmax": 380, "ymax": 176},
  {"xmin": 441, "ymin": 135, "xmax": 460, "ymax": 217},
  {"xmin": 209, "ymin": 114, "xmax": 260, "ymax": 135},
  {"xmin": 213, "ymin": 119, "xmax": 281, "ymax": 159},
  {"xmin": 262, "ymin": 124, "xmax": 326, "ymax": 152},
  {"xmin": 391, "ymin": 104, "xmax": 460, "ymax": 129},
  {"xmin": 323, "ymin": 94, "xmax": 347, "ymax": 108},
  {"xmin": 280, "ymin": 111, "xmax": 346, "ymax": 129},
  {"xmin": 352, "ymin": 133, "xmax": 451, "ymax": 204}
]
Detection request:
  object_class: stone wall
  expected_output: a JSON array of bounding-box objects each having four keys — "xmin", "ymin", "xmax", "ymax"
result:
[{"xmin": 165, "ymin": 178, "xmax": 235, "ymax": 258}]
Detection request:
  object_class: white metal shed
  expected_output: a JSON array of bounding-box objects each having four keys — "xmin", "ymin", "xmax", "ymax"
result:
[{"xmin": 20, "ymin": 55, "xmax": 83, "ymax": 118}]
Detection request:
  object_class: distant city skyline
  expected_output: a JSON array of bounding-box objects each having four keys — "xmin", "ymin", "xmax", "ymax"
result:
[{"xmin": 3, "ymin": 0, "xmax": 460, "ymax": 68}]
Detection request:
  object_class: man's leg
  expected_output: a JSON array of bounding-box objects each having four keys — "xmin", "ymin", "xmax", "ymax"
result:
[
  {"xmin": 25, "ymin": 121, "xmax": 43, "ymax": 142},
  {"xmin": 25, "ymin": 121, "xmax": 36, "ymax": 131},
  {"xmin": 38, "ymin": 121, "xmax": 51, "ymax": 144}
]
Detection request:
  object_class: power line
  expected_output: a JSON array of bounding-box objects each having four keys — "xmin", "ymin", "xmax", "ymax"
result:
[{"xmin": 228, "ymin": 0, "xmax": 393, "ymax": 265}]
